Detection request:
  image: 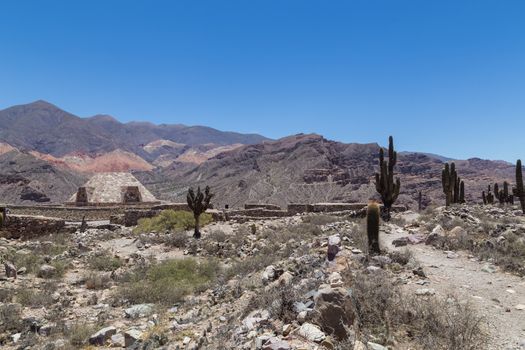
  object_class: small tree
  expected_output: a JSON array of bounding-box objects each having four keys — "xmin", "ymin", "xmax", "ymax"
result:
[{"xmin": 186, "ymin": 186, "xmax": 214, "ymax": 238}]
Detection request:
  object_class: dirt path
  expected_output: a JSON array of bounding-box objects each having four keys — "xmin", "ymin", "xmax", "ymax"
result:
[{"xmin": 381, "ymin": 226, "xmax": 525, "ymax": 349}]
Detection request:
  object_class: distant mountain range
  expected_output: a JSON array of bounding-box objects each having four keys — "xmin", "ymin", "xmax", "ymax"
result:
[
  {"xmin": 0, "ymin": 101, "xmax": 517, "ymax": 207},
  {"xmin": 0, "ymin": 100, "xmax": 269, "ymax": 157}
]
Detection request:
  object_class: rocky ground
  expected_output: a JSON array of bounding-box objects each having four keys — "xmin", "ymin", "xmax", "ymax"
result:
[{"xmin": 0, "ymin": 205, "xmax": 524, "ymax": 349}]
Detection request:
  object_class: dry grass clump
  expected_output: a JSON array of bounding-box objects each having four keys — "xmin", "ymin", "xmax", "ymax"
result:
[
  {"xmin": 118, "ymin": 258, "xmax": 220, "ymax": 305},
  {"xmin": 65, "ymin": 322, "xmax": 97, "ymax": 347}
]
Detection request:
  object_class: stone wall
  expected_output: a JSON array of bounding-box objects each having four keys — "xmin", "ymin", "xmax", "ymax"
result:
[
  {"xmin": 244, "ymin": 204, "xmax": 282, "ymax": 210},
  {"xmin": 0, "ymin": 215, "xmax": 66, "ymax": 240}
]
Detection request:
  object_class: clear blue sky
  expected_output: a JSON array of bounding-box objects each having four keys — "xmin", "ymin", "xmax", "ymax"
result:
[{"xmin": 1, "ymin": 0, "xmax": 524, "ymax": 161}]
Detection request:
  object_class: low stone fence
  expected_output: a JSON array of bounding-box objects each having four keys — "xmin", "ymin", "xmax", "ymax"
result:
[
  {"xmin": 0, "ymin": 214, "xmax": 66, "ymax": 240},
  {"xmin": 244, "ymin": 204, "xmax": 282, "ymax": 210}
]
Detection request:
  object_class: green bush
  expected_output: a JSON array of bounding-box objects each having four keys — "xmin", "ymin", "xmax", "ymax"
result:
[
  {"xmin": 118, "ymin": 258, "xmax": 220, "ymax": 305},
  {"xmin": 88, "ymin": 251, "xmax": 123, "ymax": 271},
  {"xmin": 133, "ymin": 210, "xmax": 213, "ymax": 234}
]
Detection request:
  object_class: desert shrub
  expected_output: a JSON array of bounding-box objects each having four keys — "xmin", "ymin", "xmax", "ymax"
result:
[
  {"xmin": 0, "ymin": 303, "xmax": 23, "ymax": 332},
  {"xmin": 413, "ymin": 296, "xmax": 488, "ymax": 350},
  {"xmin": 245, "ymin": 283, "xmax": 297, "ymax": 323},
  {"xmin": 118, "ymin": 258, "xmax": 220, "ymax": 305},
  {"xmin": 85, "ymin": 272, "xmax": 111, "ymax": 290},
  {"xmin": 351, "ymin": 270, "xmax": 400, "ymax": 339},
  {"xmin": 345, "ymin": 270, "xmax": 487, "ymax": 349},
  {"xmin": 88, "ymin": 251, "xmax": 123, "ymax": 271},
  {"xmin": 0, "ymin": 288, "xmax": 12, "ymax": 303},
  {"xmin": 133, "ymin": 210, "xmax": 213, "ymax": 234},
  {"xmin": 388, "ymin": 248, "xmax": 414, "ymax": 266},
  {"xmin": 475, "ymin": 232, "xmax": 525, "ymax": 275},
  {"xmin": 5, "ymin": 249, "xmax": 69, "ymax": 277},
  {"xmin": 165, "ymin": 231, "xmax": 190, "ymax": 248},
  {"xmin": 225, "ymin": 247, "xmax": 280, "ymax": 280},
  {"xmin": 302, "ymin": 214, "xmax": 341, "ymax": 226},
  {"xmin": 16, "ymin": 283, "xmax": 57, "ymax": 307},
  {"xmin": 348, "ymin": 220, "xmax": 369, "ymax": 254}
]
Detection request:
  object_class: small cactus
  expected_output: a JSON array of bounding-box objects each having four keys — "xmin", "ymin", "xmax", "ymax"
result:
[{"xmin": 367, "ymin": 202, "xmax": 381, "ymax": 255}]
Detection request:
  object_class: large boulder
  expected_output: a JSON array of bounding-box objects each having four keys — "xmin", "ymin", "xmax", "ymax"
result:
[{"xmin": 312, "ymin": 287, "xmax": 354, "ymax": 340}]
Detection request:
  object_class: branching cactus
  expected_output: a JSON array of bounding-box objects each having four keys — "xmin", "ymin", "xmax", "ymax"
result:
[
  {"xmin": 187, "ymin": 186, "xmax": 214, "ymax": 238},
  {"xmin": 374, "ymin": 136, "xmax": 401, "ymax": 221},
  {"xmin": 367, "ymin": 202, "xmax": 381, "ymax": 255}
]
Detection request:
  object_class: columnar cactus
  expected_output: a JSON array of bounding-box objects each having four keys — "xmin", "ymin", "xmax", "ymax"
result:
[
  {"xmin": 494, "ymin": 181, "xmax": 513, "ymax": 205},
  {"xmin": 486, "ymin": 185, "xmax": 494, "ymax": 204},
  {"xmin": 374, "ymin": 136, "xmax": 401, "ymax": 221},
  {"xmin": 459, "ymin": 181, "xmax": 465, "ymax": 204},
  {"xmin": 442, "ymin": 163, "xmax": 456, "ymax": 206},
  {"xmin": 187, "ymin": 186, "xmax": 214, "ymax": 238},
  {"xmin": 516, "ymin": 160, "xmax": 525, "ymax": 214},
  {"xmin": 367, "ymin": 202, "xmax": 381, "ymax": 255},
  {"xmin": 442, "ymin": 162, "xmax": 465, "ymax": 206}
]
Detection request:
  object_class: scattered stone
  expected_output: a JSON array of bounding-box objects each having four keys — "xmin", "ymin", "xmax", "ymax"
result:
[
  {"xmin": 4, "ymin": 261, "xmax": 17, "ymax": 279},
  {"xmin": 367, "ymin": 342, "xmax": 388, "ymax": 350},
  {"xmin": 89, "ymin": 326, "xmax": 117, "ymax": 346},
  {"xmin": 38, "ymin": 264, "xmax": 57, "ymax": 278},
  {"xmin": 515, "ymin": 304, "xmax": 525, "ymax": 311},
  {"xmin": 124, "ymin": 304, "xmax": 154, "ymax": 318},
  {"xmin": 392, "ymin": 237, "xmax": 408, "ymax": 247},
  {"xmin": 298, "ymin": 323, "xmax": 326, "ymax": 342},
  {"xmin": 262, "ymin": 265, "xmax": 277, "ymax": 284},
  {"xmin": 262, "ymin": 337, "xmax": 292, "ymax": 350},
  {"xmin": 415, "ymin": 288, "xmax": 436, "ymax": 296},
  {"xmin": 327, "ymin": 234, "xmax": 341, "ymax": 261},
  {"xmin": 481, "ymin": 264, "xmax": 497, "ymax": 273}
]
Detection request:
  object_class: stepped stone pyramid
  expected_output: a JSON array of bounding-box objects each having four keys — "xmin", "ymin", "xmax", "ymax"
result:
[{"xmin": 66, "ymin": 172, "xmax": 159, "ymax": 206}]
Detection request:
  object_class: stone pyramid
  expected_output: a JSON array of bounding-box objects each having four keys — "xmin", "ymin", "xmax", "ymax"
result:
[{"xmin": 66, "ymin": 172, "xmax": 159, "ymax": 206}]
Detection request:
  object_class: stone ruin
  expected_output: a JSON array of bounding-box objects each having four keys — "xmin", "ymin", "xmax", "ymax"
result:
[{"xmin": 66, "ymin": 172, "xmax": 160, "ymax": 207}]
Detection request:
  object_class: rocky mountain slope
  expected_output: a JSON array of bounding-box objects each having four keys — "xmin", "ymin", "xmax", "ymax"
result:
[
  {"xmin": 136, "ymin": 134, "xmax": 516, "ymax": 210},
  {"xmin": 0, "ymin": 150, "xmax": 86, "ymax": 204}
]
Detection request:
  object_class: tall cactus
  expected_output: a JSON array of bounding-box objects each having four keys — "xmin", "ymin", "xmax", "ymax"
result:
[
  {"xmin": 442, "ymin": 162, "xmax": 465, "ymax": 206},
  {"xmin": 516, "ymin": 160, "xmax": 525, "ymax": 214},
  {"xmin": 367, "ymin": 202, "xmax": 381, "ymax": 255},
  {"xmin": 486, "ymin": 185, "xmax": 494, "ymax": 204},
  {"xmin": 494, "ymin": 181, "xmax": 513, "ymax": 205},
  {"xmin": 374, "ymin": 136, "xmax": 400, "ymax": 221},
  {"xmin": 459, "ymin": 181, "xmax": 465, "ymax": 204},
  {"xmin": 442, "ymin": 163, "xmax": 456, "ymax": 206}
]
